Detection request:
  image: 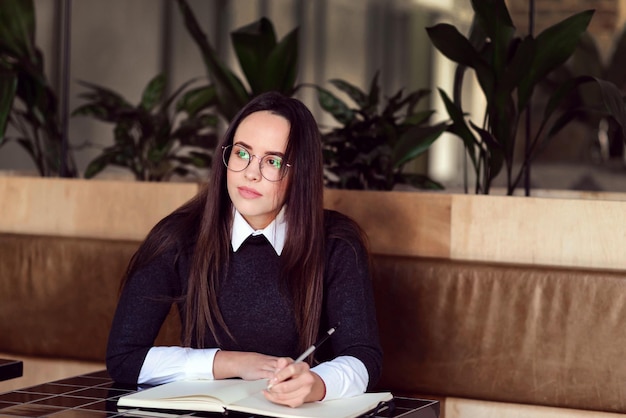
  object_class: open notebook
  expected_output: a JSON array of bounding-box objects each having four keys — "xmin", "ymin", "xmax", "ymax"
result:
[{"xmin": 117, "ymin": 379, "xmax": 393, "ymax": 418}]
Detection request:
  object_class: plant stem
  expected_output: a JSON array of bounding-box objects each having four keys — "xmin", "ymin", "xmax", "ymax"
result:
[{"xmin": 523, "ymin": 0, "xmax": 535, "ymax": 196}]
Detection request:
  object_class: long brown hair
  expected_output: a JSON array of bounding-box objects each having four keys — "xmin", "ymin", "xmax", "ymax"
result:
[{"xmin": 123, "ymin": 92, "xmax": 325, "ymax": 354}]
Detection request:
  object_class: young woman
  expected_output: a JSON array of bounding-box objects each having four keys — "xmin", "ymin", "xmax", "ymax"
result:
[{"xmin": 106, "ymin": 91, "xmax": 382, "ymax": 407}]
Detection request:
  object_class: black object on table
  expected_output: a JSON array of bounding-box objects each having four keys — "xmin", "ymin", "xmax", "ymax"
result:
[
  {"xmin": 0, "ymin": 370, "xmax": 439, "ymax": 417},
  {"xmin": 0, "ymin": 359, "xmax": 23, "ymax": 382}
]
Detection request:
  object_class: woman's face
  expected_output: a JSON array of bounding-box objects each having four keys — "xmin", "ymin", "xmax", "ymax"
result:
[{"xmin": 226, "ymin": 110, "xmax": 291, "ymax": 230}]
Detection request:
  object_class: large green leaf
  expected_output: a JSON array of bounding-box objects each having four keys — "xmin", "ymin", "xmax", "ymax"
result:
[
  {"xmin": 451, "ymin": 14, "xmax": 487, "ymax": 105},
  {"xmin": 392, "ymin": 122, "xmax": 448, "ymax": 168},
  {"xmin": 84, "ymin": 151, "xmax": 117, "ymax": 179},
  {"xmin": 427, "ymin": 23, "xmax": 494, "ymax": 99},
  {"xmin": 15, "ymin": 62, "xmax": 52, "ymax": 119},
  {"xmin": 518, "ymin": 10, "xmax": 594, "ymax": 108},
  {"xmin": 594, "ymin": 77, "xmax": 626, "ymax": 136},
  {"xmin": 438, "ymin": 88, "xmax": 478, "ymax": 168},
  {"xmin": 328, "ymin": 79, "xmax": 368, "ymax": 109},
  {"xmin": 0, "ymin": 0, "xmax": 36, "ymax": 60},
  {"xmin": 231, "ymin": 17, "xmax": 277, "ymax": 94},
  {"xmin": 568, "ymin": 32, "xmax": 603, "ymax": 79},
  {"xmin": 173, "ymin": 115, "xmax": 219, "ymax": 144},
  {"xmin": 172, "ymin": 152, "xmax": 212, "ymax": 169},
  {"xmin": 113, "ymin": 121, "xmax": 137, "ymax": 148},
  {"xmin": 15, "ymin": 136, "xmax": 39, "ymax": 168},
  {"xmin": 604, "ymin": 25, "xmax": 626, "ymax": 87},
  {"xmin": 0, "ymin": 70, "xmax": 17, "ymax": 140},
  {"xmin": 366, "ymin": 72, "xmax": 381, "ymax": 113},
  {"xmin": 404, "ymin": 110, "xmax": 435, "ymax": 126},
  {"xmin": 397, "ymin": 88, "xmax": 430, "ymax": 116},
  {"xmin": 176, "ymin": 85, "xmax": 217, "ymax": 117},
  {"xmin": 315, "ymin": 86, "xmax": 354, "ymax": 125},
  {"xmin": 469, "ymin": 120, "xmax": 501, "ymax": 152},
  {"xmin": 468, "ymin": 121, "xmax": 504, "ymax": 188},
  {"xmin": 70, "ymin": 103, "xmax": 112, "ymax": 121},
  {"xmin": 488, "ymin": 82, "xmax": 518, "ymax": 161},
  {"xmin": 470, "ymin": 0, "xmax": 515, "ymax": 76},
  {"xmin": 382, "ymin": 89, "xmax": 406, "ymax": 118},
  {"xmin": 160, "ymin": 77, "xmax": 200, "ymax": 112},
  {"xmin": 426, "ymin": 24, "xmax": 483, "ymax": 69},
  {"xmin": 74, "ymin": 80, "xmax": 133, "ymax": 114},
  {"xmin": 542, "ymin": 75, "xmax": 595, "ymax": 125},
  {"xmin": 499, "ymin": 36, "xmax": 535, "ymax": 94},
  {"xmin": 262, "ymin": 26, "xmax": 299, "ymax": 94},
  {"xmin": 546, "ymin": 108, "xmax": 587, "ymax": 140},
  {"xmin": 175, "ymin": 0, "xmax": 248, "ymax": 120},
  {"xmin": 140, "ymin": 74, "xmax": 166, "ymax": 111}
]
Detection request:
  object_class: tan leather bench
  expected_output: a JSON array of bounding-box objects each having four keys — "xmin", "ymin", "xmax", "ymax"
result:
[
  {"xmin": 2, "ymin": 233, "xmax": 626, "ymax": 416},
  {"xmin": 372, "ymin": 255, "xmax": 626, "ymax": 414}
]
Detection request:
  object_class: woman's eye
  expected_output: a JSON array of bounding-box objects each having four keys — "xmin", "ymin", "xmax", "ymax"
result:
[
  {"xmin": 266, "ymin": 157, "xmax": 282, "ymax": 169},
  {"xmin": 236, "ymin": 149, "xmax": 250, "ymax": 160}
]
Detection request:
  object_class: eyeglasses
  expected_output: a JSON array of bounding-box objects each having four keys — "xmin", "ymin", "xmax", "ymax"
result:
[{"xmin": 222, "ymin": 144, "xmax": 291, "ymax": 182}]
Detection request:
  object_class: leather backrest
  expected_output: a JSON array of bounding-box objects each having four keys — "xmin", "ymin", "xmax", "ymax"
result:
[
  {"xmin": 0, "ymin": 234, "xmax": 180, "ymax": 361},
  {"xmin": 371, "ymin": 255, "xmax": 626, "ymax": 413},
  {"xmin": 3, "ymin": 233, "xmax": 626, "ymax": 413}
]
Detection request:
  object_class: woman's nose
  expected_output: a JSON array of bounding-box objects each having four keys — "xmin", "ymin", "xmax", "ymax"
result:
[{"xmin": 244, "ymin": 155, "xmax": 262, "ymax": 180}]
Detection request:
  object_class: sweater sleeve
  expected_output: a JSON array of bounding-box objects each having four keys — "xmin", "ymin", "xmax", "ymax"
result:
[
  {"xmin": 319, "ymin": 211, "xmax": 383, "ymax": 390},
  {"xmin": 106, "ymin": 247, "xmax": 185, "ymax": 384}
]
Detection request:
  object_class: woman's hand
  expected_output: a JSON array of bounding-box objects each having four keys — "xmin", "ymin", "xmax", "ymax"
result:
[
  {"xmin": 213, "ymin": 351, "xmax": 280, "ymax": 381},
  {"xmin": 263, "ymin": 358, "xmax": 326, "ymax": 407}
]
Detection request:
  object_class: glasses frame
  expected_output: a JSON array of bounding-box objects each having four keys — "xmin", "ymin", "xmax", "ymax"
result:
[{"xmin": 222, "ymin": 145, "xmax": 292, "ymax": 182}]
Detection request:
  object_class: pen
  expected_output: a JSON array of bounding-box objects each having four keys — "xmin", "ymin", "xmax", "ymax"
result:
[
  {"xmin": 267, "ymin": 323, "xmax": 340, "ymax": 390},
  {"xmin": 294, "ymin": 323, "xmax": 340, "ymax": 363}
]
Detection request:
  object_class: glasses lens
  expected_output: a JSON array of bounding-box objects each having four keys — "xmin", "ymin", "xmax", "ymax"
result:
[
  {"xmin": 223, "ymin": 145, "xmax": 250, "ymax": 172},
  {"xmin": 260, "ymin": 155, "xmax": 286, "ymax": 181}
]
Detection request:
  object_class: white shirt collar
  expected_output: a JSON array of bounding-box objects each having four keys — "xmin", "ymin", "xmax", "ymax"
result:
[{"xmin": 231, "ymin": 207, "xmax": 287, "ymax": 255}]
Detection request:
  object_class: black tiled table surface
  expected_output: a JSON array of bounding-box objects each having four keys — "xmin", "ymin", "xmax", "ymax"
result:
[
  {"xmin": 0, "ymin": 370, "xmax": 439, "ymax": 418},
  {"xmin": 0, "ymin": 359, "xmax": 23, "ymax": 382}
]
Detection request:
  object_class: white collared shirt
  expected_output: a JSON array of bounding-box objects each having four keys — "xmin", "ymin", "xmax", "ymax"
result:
[
  {"xmin": 231, "ymin": 207, "xmax": 287, "ymax": 255},
  {"xmin": 138, "ymin": 206, "xmax": 369, "ymax": 400}
]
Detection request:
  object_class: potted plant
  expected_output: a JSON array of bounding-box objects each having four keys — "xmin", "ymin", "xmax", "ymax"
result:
[
  {"xmin": 72, "ymin": 73, "xmax": 218, "ymax": 181},
  {"xmin": 176, "ymin": 3, "xmax": 445, "ymax": 192},
  {"xmin": 0, "ymin": 0, "xmax": 77, "ymax": 177},
  {"xmin": 541, "ymin": 24, "xmax": 626, "ymax": 162},
  {"xmin": 426, "ymin": 0, "xmax": 626, "ymax": 195},
  {"xmin": 309, "ymin": 73, "xmax": 447, "ymax": 190},
  {"xmin": 176, "ymin": 0, "xmax": 299, "ymax": 122}
]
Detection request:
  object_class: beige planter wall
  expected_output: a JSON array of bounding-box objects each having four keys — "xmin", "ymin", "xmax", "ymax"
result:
[
  {"xmin": 0, "ymin": 177, "xmax": 198, "ymax": 241},
  {"xmin": 451, "ymin": 194, "xmax": 626, "ymax": 270},
  {"xmin": 2, "ymin": 176, "xmax": 625, "ymax": 271},
  {"xmin": 323, "ymin": 189, "xmax": 451, "ymax": 259}
]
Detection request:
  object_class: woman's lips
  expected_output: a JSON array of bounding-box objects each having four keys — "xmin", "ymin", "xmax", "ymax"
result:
[{"xmin": 238, "ymin": 186, "xmax": 262, "ymax": 199}]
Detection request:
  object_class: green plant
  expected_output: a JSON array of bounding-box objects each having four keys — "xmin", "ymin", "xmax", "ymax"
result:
[
  {"xmin": 541, "ymin": 25, "xmax": 626, "ymax": 161},
  {"xmin": 176, "ymin": 0, "xmax": 299, "ymax": 122},
  {"xmin": 72, "ymin": 74, "xmax": 218, "ymax": 181},
  {"xmin": 0, "ymin": 0, "xmax": 77, "ymax": 176},
  {"xmin": 425, "ymin": 0, "xmax": 624, "ymax": 194},
  {"xmin": 310, "ymin": 73, "xmax": 447, "ymax": 190}
]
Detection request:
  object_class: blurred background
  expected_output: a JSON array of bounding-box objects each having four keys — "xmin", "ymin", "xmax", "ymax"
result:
[{"xmin": 2, "ymin": 0, "xmax": 626, "ymax": 192}]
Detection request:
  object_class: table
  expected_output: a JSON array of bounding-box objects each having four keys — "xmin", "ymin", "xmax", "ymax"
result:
[
  {"xmin": 0, "ymin": 359, "xmax": 23, "ymax": 382},
  {"xmin": 0, "ymin": 370, "xmax": 439, "ymax": 417}
]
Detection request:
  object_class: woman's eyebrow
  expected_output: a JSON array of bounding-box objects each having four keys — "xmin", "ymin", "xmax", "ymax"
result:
[
  {"xmin": 233, "ymin": 140, "xmax": 252, "ymax": 149},
  {"xmin": 233, "ymin": 140, "xmax": 285, "ymax": 156}
]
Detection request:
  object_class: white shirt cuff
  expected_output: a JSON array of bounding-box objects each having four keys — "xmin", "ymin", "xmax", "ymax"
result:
[
  {"xmin": 138, "ymin": 347, "xmax": 220, "ymax": 385},
  {"xmin": 310, "ymin": 356, "xmax": 369, "ymax": 401}
]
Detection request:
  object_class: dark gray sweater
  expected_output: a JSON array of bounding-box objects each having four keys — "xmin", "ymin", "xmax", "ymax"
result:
[{"xmin": 106, "ymin": 210, "xmax": 382, "ymax": 389}]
